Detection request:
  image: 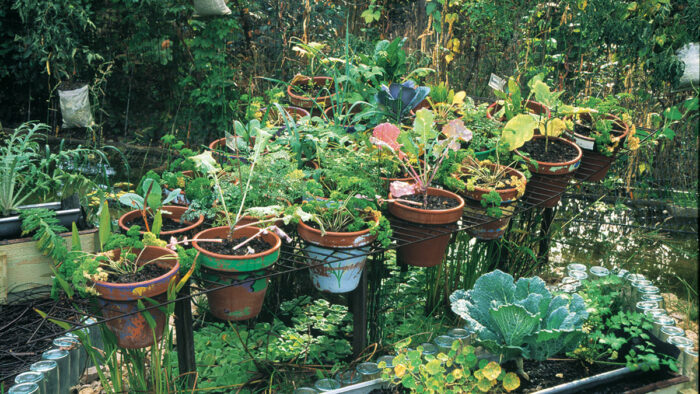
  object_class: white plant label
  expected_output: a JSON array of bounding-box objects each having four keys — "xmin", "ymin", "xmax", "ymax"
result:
[
  {"xmin": 489, "ymin": 73, "xmax": 506, "ymax": 91},
  {"xmin": 575, "ymin": 136, "xmax": 595, "ymax": 150}
]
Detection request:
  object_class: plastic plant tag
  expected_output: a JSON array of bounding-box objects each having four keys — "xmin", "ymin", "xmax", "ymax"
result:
[
  {"xmin": 58, "ymin": 84, "xmax": 95, "ymax": 128},
  {"xmin": 489, "ymin": 73, "xmax": 506, "ymax": 91}
]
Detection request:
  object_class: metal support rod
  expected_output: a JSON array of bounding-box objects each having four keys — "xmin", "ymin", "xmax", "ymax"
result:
[
  {"xmin": 350, "ymin": 270, "xmax": 368, "ymax": 357},
  {"xmin": 538, "ymin": 208, "xmax": 556, "ymax": 266},
  {"xmin": 174, "ymin": 282, "xmax": 196, "ymax": 388}
]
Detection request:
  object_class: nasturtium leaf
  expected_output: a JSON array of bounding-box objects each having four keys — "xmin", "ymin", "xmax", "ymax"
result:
[
  {"xmin": 482, "ymin": 361, "xmax": 501, "ymax": 380},
  {"xmin": 477, "ymin": 377, "xmax": 494, "ymax": 392},
  {"xmin": 503, "ymin": 372, "xmax": 521, "ymax": 392}
]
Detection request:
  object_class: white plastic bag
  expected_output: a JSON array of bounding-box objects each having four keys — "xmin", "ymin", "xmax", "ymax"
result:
[
  {"xmin": 58, "ymin": 84, "xmax": 95, "ymax": 128},
  {"xmin": 193, "ymin": 0, "xmax": 231, "ymax": 16},
  {"xmin": 677, "ymin": 42, "xmax": 699, "ymax": 87}
]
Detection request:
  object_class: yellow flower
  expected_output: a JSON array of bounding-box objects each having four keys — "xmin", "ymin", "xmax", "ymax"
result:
[
  {"xmin": 627, "ymin": 135, "xmax": 640, "ymax": 151},
  {"xmin": 394, "ymin": 364, "xmax": 407, "ymax": 378}
]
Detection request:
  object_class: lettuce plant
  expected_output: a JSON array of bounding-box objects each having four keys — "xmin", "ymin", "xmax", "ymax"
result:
[{"xmin": 450, "ymin": 270, "xmax": 588, "ymax": 379}]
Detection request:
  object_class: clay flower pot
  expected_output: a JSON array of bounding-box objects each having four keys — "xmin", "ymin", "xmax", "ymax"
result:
[
  {"xmin": 515, "ymin": 135, "xmax": 583, "ymax": 208},
  {"xmin": 456, "ymin": 163, "xmax": 527, "ymax": 240},
  {"xmin": 192, "ymin": 226, "xmax": 281, "ymax": 321},
  {"xmin": 297, "ymin": 218, "xmax": 378, "ymax": 293},
  {"xmin": 93, "ymin": 246, "xmax": 179, "ymax": 349},
  {"xmin": 486, "ymin": 100, "xmax": 550, "ymax": 121},
  {"xmin": 388, "ymin": 188, "xmax": 464, "ymax": 267},
  {"xmin": 118, "ymin": 205, "xmax": 204, "ymax": 239},
  {"xmin": 287, "ymin": 75, "xmax": 337, "ymax": 110},
  {"xmin": 568, "ymin": 113, "xmax": 630, "ymax": 182}
]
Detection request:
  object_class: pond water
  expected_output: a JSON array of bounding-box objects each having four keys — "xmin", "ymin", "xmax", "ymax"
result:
[{"xmin": 551, "ymin": 197, "xmax": 698, "ymax": 298}]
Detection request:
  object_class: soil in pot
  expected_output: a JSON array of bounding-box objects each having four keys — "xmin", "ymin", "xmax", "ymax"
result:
[
  {"xmin": 107, "ymin": 263, "xmax": 170, "ymax": 284},
  {"xmin": 508, "ymin": 359, "xmax": 616, "ymax": 393},
  {"xmin": 518, "ymin": 137, "xmax": 579, "ymax": 163},
  {"xmin": 400, "ymin": 193, "xmax": 461, "ymax": 210},
  {"xmin": 123, "ymin": 216, "xmax": 188, "ymax": 233},
  {"xmin": 201, "ymin": 236, "xmax": 271, "ymax": 256}
]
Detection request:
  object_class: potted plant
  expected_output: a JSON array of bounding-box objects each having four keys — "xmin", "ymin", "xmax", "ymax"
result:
[
  {"xmin": 460, "ymin": 100, "xmax": 503, "ymax": 161},
  {"xmin": 373, "ymin": 80, "xmax": 430, "ymax": 125},
  {"xmin": 208, "ymin": 119, "xmax": 262, "ymax": 165},
  {"xmin": 444, "ymin": 154, "xmax": 527, "ymax": 240},
  {"xmin": 190, "ymin": 137, "xmax": 288, "ymax": 321},
  {"xmin": 118, "ymin": 177, "xmax": 204, "ymax": 239},
  {"xmin": 296, "ymin": 176, "xmax": 391, "ymax": 293},
  {"xmin": 486, "ymin": 76, "xmax": 551, "ymax": 122},
  {"xmin": 287, "ymin": 74, "xmax": 337, "ymax": 110},
  {"xmin": 564, "ymin": 97, "xmax": 631, "ymax": 182},
  {"xmin": 371, "ymin": 109, "xmax": 470, "ymax": 267}
]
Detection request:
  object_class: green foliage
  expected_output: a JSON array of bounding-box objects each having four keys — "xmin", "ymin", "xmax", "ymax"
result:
[
  {"xmin": 381, "ymin": 339, "xmax": 520, "ymax": 393},
  {"xmin": 450, "ymin": 270, "xmax": 588, "ymax": 371},
  {"xmin": 372, "ymin": 37, "xmax": 408, "ymax": 83},
  {"xmin": 20, "ymin": 208, "xmax": 69, "ymax": 262}
]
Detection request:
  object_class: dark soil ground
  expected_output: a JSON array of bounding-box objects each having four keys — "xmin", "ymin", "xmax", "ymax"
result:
[
  {"xmin": 401, "ymin": 193, "xmax": 461, "ymax": 210},
  {"xmin": 519, "ymin": 138, "xmax": 579, "ymax": 163},
  {"xmin": 108, "ymin": 262, "xmax": 170, "ymax": 283},
  {"xmin": 202, "ymin": 236, "xmax": 271, "ymax": 256}
]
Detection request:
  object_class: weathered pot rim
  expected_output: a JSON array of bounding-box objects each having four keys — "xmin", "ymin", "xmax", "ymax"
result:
[
  {"xmin": 118, "ymin": 205, "xmax": 204, "ymax": 235},
  {"xmin": 486, "ymin": 100, "xmax": 551, "ymax": 122},
  {"xmin": 287, "ymin": 75, "xmax": 337, "ymax": 102},
  {"xmin": 568, "ymin": 113, "xmax": 630, "ymax": 142},
  {"xmin": 514, "ymin": 135, "xmax": 583, "ymax": 169},
  {"xmin": 93, "ymin": 246, "xmax": 179, "ymax": 296},
  {"xmin": 259, "ymin": 105, "xmax": 310, "ymax": 118},
  {"xmin": 297, "ymin": 216, "xmax": 379, "ymax": 248},
  {"xmin": 452, "ymin": 162, "xmax": 527, "ymax": 201},
  {"xmin": 191, "ymin": 226, "xmax": 282, "ymax": 262},
  {"xmin": 389, "ymin": 187, "xmax": 465, "ymax": 213}
]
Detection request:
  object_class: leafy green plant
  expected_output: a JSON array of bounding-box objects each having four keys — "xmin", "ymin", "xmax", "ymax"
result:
[
  {"xmin": 374, "ymin": 80, "xmax": 431, "ymax": 124},
  {"xmin": 450, "ymin": 270, "xmax": 588, "ymax": 378},
  {"xmin": 381, "ymin": 338, "xmax": 520, "ymax": 393},
  {"xmin": 119, "ymin": 177, "xmax": 181, "ymax": 234}
]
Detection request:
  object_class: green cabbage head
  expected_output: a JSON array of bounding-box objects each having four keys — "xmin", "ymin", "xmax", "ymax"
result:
[{"xmin": 450, "ymin": 270, "xmax": 588, "ymax": 363}]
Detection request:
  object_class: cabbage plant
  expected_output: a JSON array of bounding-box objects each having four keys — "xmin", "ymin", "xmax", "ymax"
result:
[{"xmin": 450, "ymin": 270, "xmax": 588, "ymax": 379}]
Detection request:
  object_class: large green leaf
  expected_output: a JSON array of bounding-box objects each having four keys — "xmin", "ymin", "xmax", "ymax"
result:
[
  {"xmin": 488, "ymin": 304, "xmax": 539, "ymax": 347},
  {"xmin": 414, "ymin": 108, "xmax": 435, "ymax": 139},
  {"xmin": 502, "ymin": 114, "xmax": 538, "ymax": 151},
  {"xmin": 525, "ymin": 329, "xmax": 585, "ymax": 361},
  {"xmin": 98, "ymin": 200, "xmax": 111, "ymax": 251}
]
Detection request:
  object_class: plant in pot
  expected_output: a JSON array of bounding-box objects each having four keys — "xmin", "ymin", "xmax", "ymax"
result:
[
  {"xmin": 421, "ymin": 82, "xmax": 467, "ymax": 124},
  {"xmin": 296, "ymin": 173, "xmax": 391, "ymax": 293},
  {"xmin": 460, "ymin": 100, "xmax": 503, "ymax": 161},
  {"xmin": 189, "ymin": 136, "xmax": 290, "ymax": 321},
  {"xmin": 0, "ymin": 122, "xmax": 112, "ymax": 239},
  {"xmin": 450, "ymin": 270, "xmax": 589, "ymax": 380},
  {"xmin": 443, "ymin": 152, "xmax": 527, "ymax": 241},
  {"xmin": 373, "ymin": 80, "xmax": 431, "ymax": 125},
  {"xmin": 208, "ymin": 119, "xmax": 261, "ymax": 166},
  {"xmin": 486, "ymin": 75, "xmax": 551, "ymax": 122},
  {"xmin": 564, "ymin": 96, "xmax": 631, "ymax": 182},
  {"xmin": 371, "ymin": 109, "xmax": 470, "ymax": 268},
  {"xmin": 502, "ymin": 81, "xmax": 583, "ymax": 207},
  {"xmin": 118, "ymin": 177, "xmax": 204, "ymax": 240}
]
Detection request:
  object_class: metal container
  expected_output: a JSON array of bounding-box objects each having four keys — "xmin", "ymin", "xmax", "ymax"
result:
[
  {"xmin": 624, "ymin": 274, "xmax": 645, "ymax": 300},
  {"xmin": 356, "ymin": 362, "xmax": 380, "ymax": 381},
  {"xmin": 569, "ymin": 270, "xmax": 588, "ymax": 282},
  {"xmin": 651, "ymin": 315, "xmax": 675, "ymax": 338},
  {"xmin": 14, "ymin": 372, "xmax": 44, "ymax": 394},
  {"xmin": 66, "ymin": 327, "xmax": 90, "ymax": 373},
  {"xmin": 41, "ymin": 349, "xmax": 69, "ymax": 394},
  {"xmin": 643, "ymin": 308, "xmax": 667, "ymax": 320},
  {"xmin": 567, "ymin": 263, "xmax": 587, "ymax": 276},
  {"xmin": 682, "ymin": 348, "xmax": 698, "ymax": 388},
  {"xmin": 589, "ymin": 266, "xmax": 610, "ymax": 277},
  {"xmin": 447, "ymin": 328, "xmax": 470, "ymax": 342},
  {"xmin": 435, "ymin": 335, "xmax": 455, "ymax": 353},
  {"xmin": 635, "ymin": 301, "xmax": 659, "ymax": 314},
  {"xmin": 293, "ymin": 388, "xmax": 318, "ymax": 394},
  {"xmin": 659, "ymin": 325, "xmax": 685, "ymax": 343},
  {"xmin": 420, "ymin": 343, "xmax": 438, "ymax": 356},
  {"xmin": 335, "ymin": 370, "xmax": 361, "ymax": 386},
  {"xmin": 29, "ymin": 361, "xmax": 58, "ymax": 394},
  {"xmin": 314, "ymin": 378, "xmax": 341, "ymax": 392},
  {"xmin": 7, "ymin": 383, "xmax": 39, "ymax": 394},
  {"xmin": 640, "ymin": 294, "xmax": 664, "ymax": 309},
  {"xmin": 376, "ymin": 355, "xmax": 394, "ymax": 369},
  {"xmin": 53, "ymin": 336, "xmax": 81, "ymax": 386},
  {"xmin": 630, "ymin": 279, "xmax": 653, "ymax": 301},
  {"xmin": 615, "ymin": 268, "xmax": 630, "ymax": 278}
]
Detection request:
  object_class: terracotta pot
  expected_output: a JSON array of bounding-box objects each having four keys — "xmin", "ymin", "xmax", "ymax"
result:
[
  {"xmin": 514, "ymin": 136, "xmax": 583, "ymax": 208},
  {"xmin": 297, "ymin": 218, "xmax": 378, "ymax": 293},
  {"xmin": 93, "ymin": 246, "xmax": 179, "ymax": 348},
  {"xmin": 192, "ymin": 226, "xmax": 281, "ymax": 273},
  {"xmin": 287, "ymin": 75, "xmax": 337, "ymax": 110},
  {"xmin": 486, "ymin": 100, "xmax": 550, "ymax": 121},
  {"xmin": 200, "ymin": 266, "xmax": 268, "ymax": 321},
  {"xmin": 388, "ymin": 188, "xmax": 464, "ymax": 267},
  {"xmin": 208, "ymin": 136, "xmax": 257, "ymax": 165},
  {"xmin": 192, "ymin": 226, "xmax": 280, "ymax": 321},
  {"xmin": 567, "ymin": 113, "xmax": 629, "ymax": 182},
  {"xmin": 323, "ymin": 103, "xmax": 364, "ymax": 124},
  {"xmin": 118, "ymin": 205, "xmax": 204, "ymax": 239},
  {"xmin": 453, "ymin": 163, "xmax": 527, "ymax": 240}
]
